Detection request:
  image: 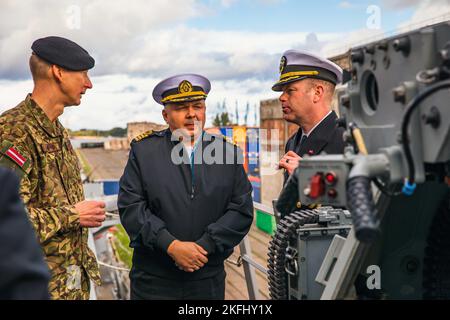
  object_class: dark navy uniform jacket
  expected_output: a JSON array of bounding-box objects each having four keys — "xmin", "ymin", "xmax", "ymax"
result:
[
  {"xmin": 284, "ymin": 111, "xmax": 345, "ymax": 182},
  {"xmin": 118, "ymin": 129, "xmax": 253, "ymax": 280},
  {"xmin": 0, "ymin": 167, "xmax": 50, "ymax": 299}
]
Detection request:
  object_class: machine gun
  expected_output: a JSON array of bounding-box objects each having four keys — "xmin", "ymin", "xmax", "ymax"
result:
[{"xmin": 268, "ymin": 21, "xmax": 450, "ymax": 300}]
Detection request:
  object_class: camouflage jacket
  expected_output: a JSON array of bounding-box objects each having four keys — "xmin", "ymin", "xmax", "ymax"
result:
[{"xmin": 0, "ymin": 94, "xmax": 101, "ymax": 299}]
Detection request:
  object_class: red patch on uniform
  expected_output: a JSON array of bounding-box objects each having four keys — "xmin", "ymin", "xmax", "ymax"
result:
[{"xmin": 5, "ymin": 147, "xmax": 26, "ymax": 167}]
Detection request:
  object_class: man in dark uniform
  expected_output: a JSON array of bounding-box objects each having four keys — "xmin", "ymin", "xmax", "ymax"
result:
[
  {"xmin": 273, "ymin": 50, "xmax": 345, "ymax": 182},
  {"xmin": 0, "ymin": 167, "xmax": 50, "ymax": 299},
  {"xmin": 118, "ymin": 74, "xmax": 254, "ymax": 300}
]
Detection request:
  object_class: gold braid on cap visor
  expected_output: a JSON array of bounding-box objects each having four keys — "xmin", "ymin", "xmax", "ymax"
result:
[
  {"xmin": 279, "ymin": 70, "xmax": 319, "ymax": 81},
  {"xmin": 161, "ymin": 91, "xmax": 207, "ymax": 103}
]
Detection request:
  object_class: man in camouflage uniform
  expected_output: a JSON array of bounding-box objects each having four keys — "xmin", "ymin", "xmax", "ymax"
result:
[{"xmin": 0, "ymin": 36, "xmax": 106, "ymax": 299}]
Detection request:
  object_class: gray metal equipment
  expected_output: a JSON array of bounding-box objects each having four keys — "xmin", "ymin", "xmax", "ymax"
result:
[
  {"xmin": 268, "ymin": 204, "xmax": 354, "ymax": 300},
  {"xmin": 269, "ymin": 21, "xmax": 450, "ymax": 300}
]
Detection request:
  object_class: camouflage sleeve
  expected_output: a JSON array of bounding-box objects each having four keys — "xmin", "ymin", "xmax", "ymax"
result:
[
  {"xmin": 0, "ymin": 141, "xmax": 32, "ymax": 178},
  {"xmin": 19, "ymin": 174, "xmax": 80, "ymax": 244},
  {"xmin": 1, "ymin": 125, "xmax": 81, "ymax": 245}
]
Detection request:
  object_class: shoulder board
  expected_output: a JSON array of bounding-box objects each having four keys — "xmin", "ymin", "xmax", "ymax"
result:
[
  {"xmin": 132, "ymin": 129, "xmax": 167, "ymax": 143},
  {"xmin": 132, "ymin": 130, "xmax": 153, "ymax": 143},
  {"xmin": 0, "ymin": 140, "xmax": 32, "ymax": 174}
]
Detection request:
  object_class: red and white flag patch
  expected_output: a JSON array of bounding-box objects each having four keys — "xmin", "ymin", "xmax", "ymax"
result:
[{"xmin": 5, "ymin": 147, "xmax": 27, "ymax": 167}]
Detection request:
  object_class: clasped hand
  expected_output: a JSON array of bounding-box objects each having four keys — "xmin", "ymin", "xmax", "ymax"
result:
[{"xmin": 167, "ymin": 240, "xmax": 208, "ymax": 273}]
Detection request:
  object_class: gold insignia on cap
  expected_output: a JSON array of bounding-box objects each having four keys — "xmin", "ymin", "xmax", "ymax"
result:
[
  {"xmin": 178, "ymin": 80, "xmax": 193, "ymax": 94},
  {"xmin": 279, "ymin": 56, "xmax": 287, "ymax": 74},
  {"xmin": 161, "ymin": 79, "xmax": 207, "ymax": 103}
]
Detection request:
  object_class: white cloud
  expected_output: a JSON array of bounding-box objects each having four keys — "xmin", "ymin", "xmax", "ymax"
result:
[
  {"xmin": 0, "ymin": 74, "xmax": 276, "ymax": 130},
  {"xmin": 59, "ymin": 75, "xmax": 163, "ymax": 130},
  {"xmin": 0, "ymin": 0, "xmax": 203, "ymax": 79},
  {"xmin": 321, "ymin": 28, "xmax": 382, "ymax": 57},
  {"xmin": 257, "ymin": 0, "xmax": 286, "ymax": 5},
  {"xmin": 0, "ymin": 79, "xmax": 34, "ymax": 110},
  {"xmin": 220, "ymin": 0, "xmax": 239, "ymax": 8},
  {"xmin": 129, "ymin": 26, "xmax": 339, "ymax": 81},
  {"xmin": 0, "ymin": 0, "xmax": 341, "ymax": 83},
  {"xmin": 396, "ymin": 0, "xmax": 450, "ymax": 30},
  {"xmin": 381, "ymin": 0, "xmax": 427, "ymax": 10},
  {"xmin": 216, "ymin": 0, "xmax": 285, "ymax": 6},
  {"xmin": 0, "ymin": 0, "xmax": 344, "ymax": 130},
  {"xmin": 6, "ymin": 0, "xmax": 440, "ymax": 130},
  {"xmin": 339, "ymin": 1, "xmax": 354, "ymax": 9},
  {"xmin": 323, "ymin": 0, "xmax": 450, "ymax": 57}
]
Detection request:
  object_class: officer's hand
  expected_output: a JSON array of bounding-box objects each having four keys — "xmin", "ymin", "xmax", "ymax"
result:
[
  {"xmin": 75, "ymin": 200, "xmax": 106, "ymax": 228},
  {"xmin": 167, "ymin": 240, "xmax": 208, "ymax": 272},
  {"xmin": 278, "ymin": 151, "xmax": 302, "ymax": 176}
]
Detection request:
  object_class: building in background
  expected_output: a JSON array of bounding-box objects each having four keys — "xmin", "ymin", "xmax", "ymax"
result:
[
  {"xmin": 79, "ymin": 122, "xmax": 169, "ymax": 151},
  {"xmin": 104, "ymin": 139, "xmax": 129, "ymax": 150},
  {"xmin": 127, "ymin": 122, "xmax": 168, "ymax": 144}
]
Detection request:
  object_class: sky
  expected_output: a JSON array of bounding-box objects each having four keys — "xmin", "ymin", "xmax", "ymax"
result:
[{"xmin": 0, "ymin": 0, "xmax": 449, "ymax": 130}]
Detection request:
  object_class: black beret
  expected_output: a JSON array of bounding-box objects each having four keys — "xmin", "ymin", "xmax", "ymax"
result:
[{"xmin": 31, "ymin": 36, "xmax": 95, "ymax": 71}]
